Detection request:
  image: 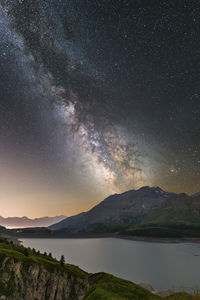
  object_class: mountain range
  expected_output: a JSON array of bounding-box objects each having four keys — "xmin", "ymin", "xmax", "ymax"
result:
[
  {"xmin": 0, "ymin": 215, "xmax": 66, "ymax": 228},
  {"xmin": 49, "ymin": 186, "xmax": 200, "ymax": 237}
]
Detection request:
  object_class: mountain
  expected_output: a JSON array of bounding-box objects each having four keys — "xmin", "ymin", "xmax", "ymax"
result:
[
  {"xmin": 0, "ymin": 215, "xmax": 66, "ymax": 228},
  {"xmin": 0, "ymin": 238, "xmax": 196, "ymax": 299},
  {"xmin": 49, "ymin": 186, "xmax": 200, "ymax": 236}
]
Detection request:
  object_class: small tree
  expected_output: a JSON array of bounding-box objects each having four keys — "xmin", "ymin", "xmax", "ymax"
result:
[
  {"xmin": 36, "ymin": 250, "xmax": 40, "ymax": 255},
  {"xmin": 48, "ymin": 252, "xmax": 52, "ymax": 258},
  {"xmin": 44, "ymin": 252, "xmax": 47, "ymax": 256},
  {"xmin": 60, "ymin": 255, "xmax": 65, "ymax": 266},
  {"xmin": 23, "ymin": 248, "xmax": 29, "ymax": 256}
]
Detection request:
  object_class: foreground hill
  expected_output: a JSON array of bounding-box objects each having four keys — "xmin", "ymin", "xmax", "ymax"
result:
[
  {"xmin": 0, "ymin": 215, "xmax": 66, "ymax": 228},
  {"xmin": 0, "ymin": 238, "xmax": 198, "ymax": 300},
  {"xmin": 50, "ymin": 186, "xmax": 200, "ymax": 238}
]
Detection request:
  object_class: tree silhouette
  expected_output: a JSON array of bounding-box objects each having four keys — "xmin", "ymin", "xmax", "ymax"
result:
[
  {"xmin": 60, "ymin": 255, "xmax": 65, "ymax": 266},
  {"xmin": 23, "ymin": 248, "xmax": 29, "ymax": 256}
]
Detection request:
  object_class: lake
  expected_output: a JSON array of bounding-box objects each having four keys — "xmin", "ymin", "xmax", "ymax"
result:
[{"xmin": 21, "ymin": 238, "xmax": 200, "ymax": 291}]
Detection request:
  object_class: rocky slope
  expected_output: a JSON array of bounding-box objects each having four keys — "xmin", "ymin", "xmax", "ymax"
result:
[
  {"xmin": 50, "ymin": 186, "xmax": 200, "ymax": 232},
  {"xmin": 0, "ymin": 257, "xmax": 89, "ymax": 300}
]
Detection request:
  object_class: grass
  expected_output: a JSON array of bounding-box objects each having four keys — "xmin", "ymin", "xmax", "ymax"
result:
[
  {"xmin": 120, "ymin": 222, "xmax": 200, "ymax": 238},
  {"xmin": 86, "ymin": 273, "xmax": 200, "ymax": 299},
  {"xmin": 86, "ymin": 273, "xmax": 160, "ymax": 300},
  {"xmin": 144, "ymin": 207, "xmax": 200, "ymax": 226},
  {"xmin": 85, "ymin": 221, "xmax": 200, "ymax": 238}
]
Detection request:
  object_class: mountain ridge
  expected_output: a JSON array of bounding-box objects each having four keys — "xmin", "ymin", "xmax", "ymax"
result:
[
  {"xmin": 0, "ymin": 215, "xmax": 67, "ymax": 228},
  {"xmin": 49, "ymin": 186, "xmax": 199, "ymax": 234}
]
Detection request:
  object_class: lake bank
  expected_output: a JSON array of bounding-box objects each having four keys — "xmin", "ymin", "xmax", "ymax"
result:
[{"xmin": 8, "ymin": 231, "xmax": 200, "ymax": 244}]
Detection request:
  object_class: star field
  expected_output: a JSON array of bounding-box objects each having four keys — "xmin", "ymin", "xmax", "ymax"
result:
[{"xmin": 0, "ymin": 0, "xmax": 200, "ymax": 216}]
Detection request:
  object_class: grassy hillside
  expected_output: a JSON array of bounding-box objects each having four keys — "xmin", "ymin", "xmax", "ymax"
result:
[
  {"xmin": 87, "ymin": 222, "xmax": 200, "ymax": 238},
  {"xmin": 144, "ymin": 206, "xmax": 200, "ymax": 225},
  {"xmin": 0, "ymin": 238, "xmax": 199, "ymax": 299}
]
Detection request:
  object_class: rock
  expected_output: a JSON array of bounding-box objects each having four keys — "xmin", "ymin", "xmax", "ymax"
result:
[{"xmin": 0, "ymin": 257, "xmax": 90, "ymax": 300}]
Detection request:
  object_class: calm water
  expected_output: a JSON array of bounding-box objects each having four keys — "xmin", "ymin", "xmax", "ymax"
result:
[{"xmin": 21, "ymin": 238, "xmax": 200, "ymax": 290}]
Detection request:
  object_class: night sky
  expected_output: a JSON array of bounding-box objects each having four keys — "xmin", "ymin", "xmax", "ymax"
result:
[{"xmin": 0, "ymin": 0, "xmax": 200, "ymax": 217}]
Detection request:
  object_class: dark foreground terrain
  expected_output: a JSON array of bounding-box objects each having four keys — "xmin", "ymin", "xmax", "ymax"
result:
[{"xmin": 0, "ymin": 238, "xmax": 199, "ymax": 299}]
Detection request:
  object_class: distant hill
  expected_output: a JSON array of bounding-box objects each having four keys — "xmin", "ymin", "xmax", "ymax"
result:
[
  {"xmin": 0, "ymin": 215, "xmax": 66, "ymax": 228},
  {"xmin": 49, "ymin": 186, "xmax": 200, "ymax": 237}
]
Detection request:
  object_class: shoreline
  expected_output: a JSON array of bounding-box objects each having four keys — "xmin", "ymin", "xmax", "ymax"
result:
[
  {"xmin": 9, "ymin": 232, "xmax": 200, "ymax": 243},
  {"xmin": 118, "ymin": 235, "xmax": 200, "ymax": 243}
]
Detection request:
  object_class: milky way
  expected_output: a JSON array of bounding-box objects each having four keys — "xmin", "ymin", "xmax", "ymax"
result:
[{"xmin": 0, "ymin": 0, "xmax": 200, "ymax": 216}]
